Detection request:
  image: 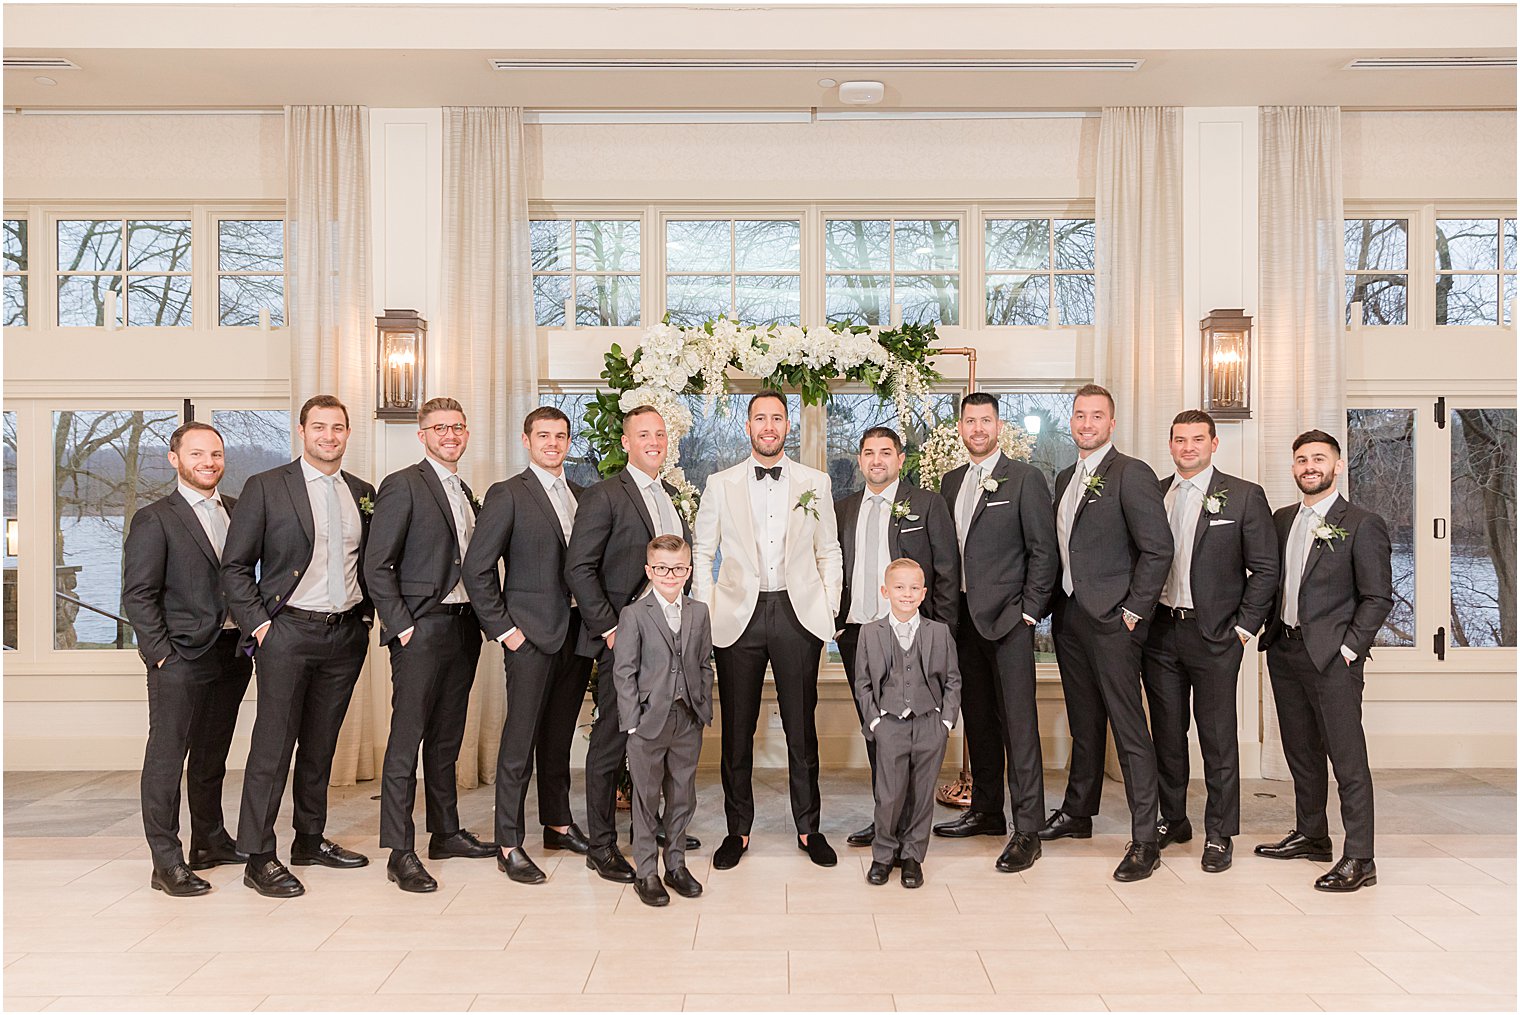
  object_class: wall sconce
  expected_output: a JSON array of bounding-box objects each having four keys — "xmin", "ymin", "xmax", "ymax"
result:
[
  {"xmin": 375, "ymin": 309, "xmax": 426, "ymax": 420},
  {"xmin": 1200, "ymin": 308, "xmax": 1252, "ymax": 420},
  {"xmin": 5, "ymin": 518, "xmax": 17, "ymax": 557}
]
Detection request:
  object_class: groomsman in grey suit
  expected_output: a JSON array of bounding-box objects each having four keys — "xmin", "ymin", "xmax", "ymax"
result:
[
  {"xmin": 1141, "ymin": 410, "xmax": 1279, "ymax": 873},
  {"xmin": 612, "ymin": 535, "xmax": 714, "ymax": 908},
  {"xmin": 1256, "ymin": 429, "xmax": 1393, "ymax": 893},
  {"xmin": 1044, "ymin": 384, "xmax": 1174, "ymax": 882}
]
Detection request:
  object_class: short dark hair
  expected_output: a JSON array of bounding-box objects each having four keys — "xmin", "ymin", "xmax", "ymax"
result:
[
  {"xmin": 622, "ymin": 404, "xmax": 664, "ymax": 428},
  {"xmin": 169, "ymin": 421, "xmax": 223, "ymax": 454},
  {"xmin": 748, "ymin": 389, "xmax": 788, "ymax": 418},
  {"xmin": 1292, "ymin": 429, "xmax": 1342, "ymax": 456},
  {"xmin": 1074, "ymin": 383, "xmax": 1115, "ymax": 415},
  {"xmin": 859, "ymin": 426, "xmax": 903, "ymax": 453},
  {"xmin": 648, "ymin": 534, "xmax": 688, "ymax": 557},
  {"xmin": 419, "ymin": 396, "xmax": 465, "ymax": 428},
  {"xmin": 1170, "ymin": 409, "xmax": 1217, "ymax": 440},
  {"xmin": 523, "ymin": 405, "xmax": 571, "ymax": 436},
  {"xmin": 959, "ymin": 391, "xmax": 998, "ymax": 417},
  {"xmin": 299, "ymin": 394, "xmax": 349, "ymax": 427}
]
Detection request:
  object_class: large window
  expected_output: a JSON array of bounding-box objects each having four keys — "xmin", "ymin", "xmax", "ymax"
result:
[
  {"xmin": 1435, "ymin": 218, "xmax": 1517, "ymax": 327},
  {"xmin": 217, "ymin": 219, "xmax": 286, "ymax": 327},
  {"xmin": 1344, "ymin": 218, "xmax": 1409, "ymax": 326},
  {"xmin": 4, "ymin": 218, "xmax": 27, "ymax": 327},
  {"xmin": 57, "ymin": 219, "xmax": 193, "ymax": 327},
  {"xmin": 984, "ymin": 218, "xmax": 1096, "ymax": 326},
  {"xmin": 825, "ymin": 392, "xmax": 956, "ymax": 497},
  {"xmin": 531, "ymin": 219, "xmax": 641, "ymax": 327},
  {"xmin": 824, "ymin": 218, "xmax": 960, "ymax": 327},
  {"xmin": 664, "ymin": 219, "xmax": 801, "ymax": 327},
  {"xmin": 209, "ymin": 409, "xmax": 292, "ymax": 495},
  {"xmin": 1449, "ymin": 408, "xmax": 1517, "ymax": 648},
  {"xmin": 1346, "ymin": 408, "xmax": 1417, "ymax": 647}
]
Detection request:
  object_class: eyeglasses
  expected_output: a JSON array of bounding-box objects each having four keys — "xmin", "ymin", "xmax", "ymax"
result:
[
  {"xmin": 425, "ymin": 423, "xmax": 468, "ymax": 436},
  {"xmin": 648, "ymin": 564, "xmax": 692, "ymax": 577}
]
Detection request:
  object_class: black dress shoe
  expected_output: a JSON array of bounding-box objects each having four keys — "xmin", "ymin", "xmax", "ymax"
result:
[
  {"xmin": 497, "ymin": 847, "xmax": 547, "ymax": 885},
  {"xmin": 899, "ymin": 857, "xmax": 924, "ymax": 889},
  {"xmin": 1156, "ymin": 817, "xmax": 1193, "ymax": 848},
  {"xmin": 932, "ymin": 810, "xmax": 1007, "ymax": 839},
  {"xmin": 994, "ymin": 831, "xmax": 1042, "ymax": 873},
  {"xmin": 151, "ymin": 863, "xmax": 211, "ymax": 897},
  {"xmin": 543, "ymin": 823, "xmax": 590, "ymax": 854},
  {"xmin": 847, "ymin": 823, "xmax": 876, "ymax": 847},
  {"xmin": 289, "ymin": 837, "xmax": 369, "ymax": 869},
  {"xmin": 1254, "ymin": 829, "xmax": 1333, "ymax": 862},
  {"xmin": 634, "ymin": 873, "xmax": 670, "ymax": 907},
  {"xmin": 428, "ymin": 829, "xmax": 496, "ymax": 860},
  {"xmin": 1201, "ymin": 837, "xmax": 1233, "ymax": 873},
  {"xmin": 387, "ymin": 850, "xmax": 438, "ymax": 893},
  {"xmin": 713, "ymin": 834, "xmax": 748, "ymax": 870},
  {"xmin": 654, "ymin": 830, "xmax": 703, "ymax": 851},
  {"xmin": 243, "ymin": 857, "xmax": 304, "ymax": 898},
  {"xmin": 798, "ymin": 833, "xmax": 838, "ymax": 867},
  {"xmin": 866, "ymin": 860, "xmax": 892, "ymax": 885},
  {"xmin": 663, "ymin": 867, "xmax": 704, "ymax": 898},
  {"xmin": 586, "ymin": 844, "xmax": 637, "ymax": 883},
  {"xmin": 1112, "ymin": 841, "xmax": 1161, "ymax": 882},
  {"xmin": 187, "ymin": 842, "xmax": 248, "ymax": 871},
  {"xmin": 1314, "ymin": 856, "xmax": 1377, "ymax": 893},
  {"xmin": 1037, "ymin": 809, "xmax": 1093, "ymax": 841}
]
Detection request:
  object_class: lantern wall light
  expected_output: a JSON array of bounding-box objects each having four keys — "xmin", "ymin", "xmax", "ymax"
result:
[
  {"xmin": 1200, "ymin": 308, "xmax": 1253, "ymax": 420},
  {"xmin": 376, "ymin": 309, "xmax": 426, "ymax": 420}
]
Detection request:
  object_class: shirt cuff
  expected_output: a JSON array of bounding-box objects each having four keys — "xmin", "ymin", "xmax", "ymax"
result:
[
  {"xmin": 625, "ymin": 728, "xmax": 637, "ymax": 734},
  {"xmin": 1235, "ymin": 626, "xmax": 1254, "ymax": 642},
  {"xmin": 253, "ymin": 620, "xmax": 272, "ymax": 640},
  {"xmin": 601, "ymin": 627, "xmax": 616, "ymax": 639},
  {"xmin": 869, "ymin": 717, "xmax": 881, "ymax": 731},
  {"xmin": 1340, "ymin": 644, "xmax": 1356, "ymax": 663},
  {"xmin": 497, "ymin": 626, "xmax": 518, "ymax": 644},
  {"xmin": 1122, "ymin": 608, "xmax": 1141, "ymax": 624},
  {"xmin": 398, "ymin": 626, "xmax": 415, "ymax": 642},
  {"xmin": 1023, "ymin": 613, "xmax": 1037, "ymax": 625}
]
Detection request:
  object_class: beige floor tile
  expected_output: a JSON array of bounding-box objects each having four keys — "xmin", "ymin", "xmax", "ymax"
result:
[
  {"xmin": 1223, "ymin": 913, "xmax": 1442, "ymax": 951},
  {"xmin": 1462, "ymin": 857, "xmax": 1517, "ymax": 884},
  {"xmin": 4, "ymin": 883, "xmax": 141, "ymax": 918},
  {"xmin": 1273, "ymin": 883, "xmax": 1479, "ymax": 916},
  {"xmin": 875, "ymin": 912, "xmax": 1067, "ymax": 951},
  {"xmin": 787, "ymin": 880, "xmax": 959, "ymax": 914},
  {"xmin": 1025, "ymin": 855, "xmax": 1184, "ymax": 886},
  {"xmin": 1309, "ymin": 993, "xmax": 1518, "ymax": 1011},
  {"xmin": 947, "ymin": 882, "xmax": 1130, "ymax": 915},
  {"xmin": 381, "ymin": 948, "xmax": 598, "ymax": 994},
  {"xmin": 1117, "ymin": 881, "xmax": 1304, "ymax": 915},
  {"xmin": 133, "ymin": 912, "xmax": 348, "ymax": 952},
  {"xmin": 1359, "ymin": 834, "xmax": 1463, "ymax": 858},
  {"xmin": 5, "ymin": 953, "xmax": 24, "ymax": 967},
  {"xmin": 1028, "ymin": 834, "xmax": 1137, "ymax": 858},
  {"xmin": 4, "ymin": 952, "xmax": 213, "ymax": 997},
  {"xmin": 444, "ymin": 878, "xmax": 626, "ymax": 915},
  {"xmin": 3, "ymin": 998, "xmax": 57, "ymax": 1012},
  {"xmin": 1163, "ymin": 854, "xmax": 1333, "ymax": 885},
  {"xmin": 586, "ymin": 948, "xmax": 787, "ymax": 994},
  {"xmin": 94, "ymin": 884, "xmax": 284, "ymax": 920},
  {"xmin": 2, "ymin": 914, "xmax": 174, "ymax": 953},
  {"xmin": 616, "ymin": 880, "xmax": 787, "ymax": 915},
  {"xmin": 695, "ymin": 913, "xmax": 878, "ymax": 950},
  {"xmin": 979, "ymin": 949, "xmax": 1195, "ymax": 994},
  {"xmin": 259, "ymin": 995, "xmax": 477, "ymax": 1011},
  {"xmin": 1360, "ymin": 950, "xmax": 1518, "ymax": 995},
  {"xmin": 422, "ymin": 853, "xmax": 565, "ymax": 885},
  {"xmin": 1433, "ymin": 883, "xmax": 1518, "ymax": 915},
  {"xmin": 1369, "ymin": 856, "xmax": 1506, "ymax": 885},
  {"xmin": 258, "ymin": 874, "xmax": 464, "ymax": 916},
  {"xmin": 63, "ymin": 858, "xmax": 176, "ymax": 891},
  {"xmin": 473, "ymin": 995, "xmax": 684, "ymax": 1011},
  {"xmin": 322, "ymin": 912, "xmax": 523, "ymax": 951},
  {"xmin": 1167, "ymin": 948, "xmax": 1403, "ymax": 994},
  {"xmin": 2, "ymin": 837, "xmax": 139, "ymax": 861},
  {"xmin": 43, "ymin": 995, "xmax": 263, "ymax": 1011},
  {"xmin": 683, "ymin": 995, "xmax": 893, "ymax": 1011},
  {"xmin": 894, "ymin": 995, "xmax": 1107, "ymax": 1011},
  {"xmin": 511, "ymin": 910, "xmax": 698, "ymax": 950},
  {"xmin": 174, "ymin": 950, "xmax": 406, "ymax": 994},
  {"xmin": 1050, "ymin": 913, "xmax": 1253, "ymax": 951},
  {"xmin": 1101, "ymin": 994, "xmax": 1318, "ymax": 1010},
  {"xmin": 3, "ymin": 859, "xmax": 110, "ymax": 888},
  {"xmin": 792, "ymin": 949, "xmax": 993, "ymax": 994},
  {"xmin": 1398, "ymin": 913, "xmax": 1519, "ymax": 952},
  {"xmin": 1425, "ymin": 834, "xmax": 1517, "ymax": 858}
]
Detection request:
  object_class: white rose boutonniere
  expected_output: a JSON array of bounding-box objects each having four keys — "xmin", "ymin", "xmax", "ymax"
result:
[
  {"xmin": 980, "ymin": 474, "xmax": 1004, "ymax": 494},
  {"xmin": 1082, "ymin": 473, "xmax": 1105, "ymax": 498},
  {"xmin": 890, "ymin": 501, "xmax": 919, "ymax": 522},
  {"xmin": 794, "ymin": 488, "xmax": 820, "ymax": 520},
  {"xmin": 1313, "ymin": 521, "xmax": 1349, "ymax": 549},
  {"xmin": 1203, "ymin": 488, "xmax": 1228, "ymax": 515}
]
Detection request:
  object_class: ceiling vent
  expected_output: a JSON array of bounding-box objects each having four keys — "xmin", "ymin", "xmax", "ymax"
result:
[
  {"xmin": 1346, "ymin": 56, "xmax": 1516, "ymax": 70},
  {"xmin": 489, "ymin": 58, "xmax": 1143, "ymax": 72},
  {"xmin": 3, "ymin": 57, "xmax": 80, "ymax": 71}
]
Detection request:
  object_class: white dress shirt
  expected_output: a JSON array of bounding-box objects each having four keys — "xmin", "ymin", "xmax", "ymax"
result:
[
  {"xmin": 286, "ymin": 458, "xmax": 363, "ymax": 613},
  {"xmin": 1282, "ymin": 490, "xmax": 1356, "ymax": 662},
  {"xmin": 177, "ymin": 483, "xmax": 237, "ymax": 629},
  {"xmin": 847, "ymin": 479, "xmax": 898, "ymax": 625},
  {"xmin": 427, "ymin": 456, "xmax": 473, "ymax": 605},
  {"xmin": 748, "ymin": 456, "xmax": 790, "ymax": 592},
  {"xmin": 629, "ymin": 465, "xmax": 681, "ymax": 537},
  {"xmin": 1160, "ymin": 465, "xmax": 1212, "ymax": 610}
]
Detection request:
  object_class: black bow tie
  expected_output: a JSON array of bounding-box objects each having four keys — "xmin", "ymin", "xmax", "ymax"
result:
[{"xmin": 755, "ymin": 465, "xmax": 782, "ymax": 481}]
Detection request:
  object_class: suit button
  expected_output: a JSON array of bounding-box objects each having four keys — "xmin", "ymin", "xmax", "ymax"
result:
[
  {"xmin": 454, "ymin": 559, "xmax": 460, "ymax": 565},
  {"xmin": 274, "ymin": 595, "xmax": 282, "ymax": 602},
  {"xmin": 293, "ymin": 570, "xmax": 301, "ymax": 576}
]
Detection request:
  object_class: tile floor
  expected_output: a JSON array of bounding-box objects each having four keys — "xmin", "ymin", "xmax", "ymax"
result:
[{"xmin": 3, "ymin": 768, "xmax": 1514, "ymax": 1011}]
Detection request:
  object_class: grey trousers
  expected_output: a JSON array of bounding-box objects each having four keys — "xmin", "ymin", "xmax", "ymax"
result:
[
  {"xmin": 871, "ymin": 711, "xmax": 950, "ymax": 865},
  {"xmin": 627, "ymin": 702, "xmax": 703, "ymax": 879}
]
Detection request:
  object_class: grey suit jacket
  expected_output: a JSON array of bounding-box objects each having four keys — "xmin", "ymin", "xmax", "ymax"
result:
[
  {"xmin": 611, "ymin": 593, "xmax": 715, "ymax": 741},
  {"xmin": 1053, "ymin": 449, "xmax": 1173, "ymax": 622},
  {"xmin": 1159, "ymin": 470, "xmax": 1279, "ymax": 644},
  {"xmin": 851, "ymin": 616, "xmax": 962, "ymax": 741},
  {"xmin": 123, "ymin": 491, "xmax": 238, "ymax": 666}
]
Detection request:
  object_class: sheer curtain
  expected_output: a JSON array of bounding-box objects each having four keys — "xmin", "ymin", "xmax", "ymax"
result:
[
  {"xmin": 441, "ymin": 106, "xmax": 540, "ymax": 787},
  {"xmin": 1257, "ymin": 105, "xmax": 1345, "ymax": 779},
  {"xmin": 285, "ymin": 105, "xmax": 381, "ymax": 785}
]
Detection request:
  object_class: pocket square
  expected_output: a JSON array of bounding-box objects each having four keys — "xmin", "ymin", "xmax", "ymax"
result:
[
  {"xmin": 899, "ymin": 525, "xmax": 925, "ymax": 533},
  {"xmin": 985, "ymin": 500, "xmax": 1010, "ymax": 507},
  {"xmin": 1208, "ymin": 518, "xmax": 1235, "ymax": 526}
]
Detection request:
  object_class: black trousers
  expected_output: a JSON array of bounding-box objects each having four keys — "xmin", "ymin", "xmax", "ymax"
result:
[
  {"xmin": 1268, "ymin": 635, "xmax": 1375, "ymax": 859},
  {"xmin": 379, "ymin": 609, "xmax": 484, "ymax": 851},
  {"xmin": 835, "ymin": 623, "xmax": 878, "ymax": 773},
  {"xmin": 1053, "ymin": 593, "xmax": 1160, "ymax": 842},
  {"xmin": 140, "ymin": 628, "xmax": 252, "ymax": 869},
  {"xmin": 235, "ymin": 612, "xmax": 369, "ymax": 856},
  {"xmin": 1141, "ymin": 612, "xmax": 1243, "ymax": 838},
  {"xmin": 584, "ymin": 641, "xmax": 627, "ymax": 851},
  {"xmin": 493, "ymin": 617, "xmax": 592, "ymax": 849},
  {"xmin": 714, "ymin": 591, "xmax": 823, "ymax": 837},
  {"xmin": 957, "ymin": 596, "xmax": 1045, "ymax": 833}
]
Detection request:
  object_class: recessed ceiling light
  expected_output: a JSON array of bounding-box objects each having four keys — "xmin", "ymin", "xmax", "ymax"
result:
[
  {"xmin": 817, "ymin": 77, "xmax": 837, "ymax": 88},
  {"xmin": 34, "ymin": 76, "xmax": 56, "ymax": 86}
]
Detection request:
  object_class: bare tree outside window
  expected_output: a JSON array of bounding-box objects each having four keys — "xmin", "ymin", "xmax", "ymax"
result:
[
  {"xmin": 530, "ymin": 220, "xmax": 641, "ymax": 327},
  {"xmin": 825, "ymin": 219, "xmax": 959, "ymax": 326},
  {"xmin": 56, "ymin": 219, "xmax": 192, "ymax": 327},
  {"xmin": 1436, "ymin": 218, "xmax": 1516, "ymax": 326},
  {"xmin": 665, "ymin": 219, "xmax": 801, "ymax": 326},
  {"xmin": 3, "ymin": 219, "xmax": 27, "ymax": 327},
  {"xmin": 1450, "ymin": 408, "xmax": 1517, "ymax": 648},
  {"xmin": 218, "ymin": 220, "xmax": 286, "ymax": 327},
  {"xmin": 1344, "ymin": 219, "xmax": 1408, "ymax": 326},
  {"xmin": 985, "ymin": 218, "xmax": 1096, "ymax": 326},
  {"xmin": 209, "ymin": 409, "xmax": 292, "ymax": 496},
  {"xmin": 1346, "ymin": 408, "xmax": 1416, "ymax": 647}
]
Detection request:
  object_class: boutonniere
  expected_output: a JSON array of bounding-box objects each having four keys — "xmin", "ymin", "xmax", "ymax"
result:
[
  {"xmin": 794, "ymin": 488, "xmax": 820, "ymax": 520},
  {"xmin": 1312, "ymin": 521, "xmax": 1349, "ymax": 549},
  {"xmin": 1082, "ymin": 473, "xmax": 1105, "ymax": 498},
  {"xmin": 467, "ymin": 492, "xmax": 482, "ymax": 512},
  {"xmin": 1203, "ymin": 488, "xmax": 1228, "ymax": 515},
  {"xmin": 891, "ymin": 501, "xmax": 919, "ymax": 522},
  {"xmin": 979, "ymin": 474, "xmax": 1005, "ymax": 495},
  {"xmin": 357, "ymin": 494, "xmax": 375, "ymax": 516}
]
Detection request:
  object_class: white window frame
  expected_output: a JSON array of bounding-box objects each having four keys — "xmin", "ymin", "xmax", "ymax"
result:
[
  {"xmin": 818, "ymin": 209, "xmax": 968, "ymax": 329},
  {"xmin": 3, "ymin": 213, "xmax": 30, "ymax": 329},
  {"xmin": 658, "ymin": 212, "xmax": 805, "ymax": 327},
  {"xmin": 981, "ymin": 210, "xmax": 1099, "ymax": 329},
  {"xmin": 212, "ymin": 214, "xmax": 289, "ymax": 330}
]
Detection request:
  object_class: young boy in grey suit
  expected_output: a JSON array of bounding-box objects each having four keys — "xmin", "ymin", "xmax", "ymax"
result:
[
  {"xmin": 853, "ymin": 558, "xmax": 962, "ymax": 889},
  {"xmin": 612, "ymin": 534, "xmax": 715, "ymax": 907}
]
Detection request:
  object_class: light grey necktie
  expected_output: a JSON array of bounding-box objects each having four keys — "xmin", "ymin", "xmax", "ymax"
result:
[
  {"xmin": 665, "ymin": 599, "xmax": 681, "ymax": 636},
  {"xmin": 447, "ymin": 474, "xmax": 473, "ymax": 552},
  {"xmin": 199, "ymin": 498, "xmax": 227, "ymax": 560},
  {"xmin": 646, "ymin": 481, "xmax": 678, "ymax": 536},
  {"xmin": 551, "ymin": 475, "xmax": 575, "ymax": 541},
  {"xmin": 1162, "ymin": 479, "xmax": 1193, "ymax": 607},
  {"xmin": 862, "ymin": 494, "xmax": 885, "ymax": 620},
  {"xmin": 1059, "ymin": 462, "xmax": 1088, "ymax": 595},
  {"xmin": 1281, "ymin": 504, "xmax": 1316, "ymax": 627},
  {"xmin": 958, "ymin": 465, "xmax": 982, "ymax": 544},
  {"xmin": 325, "ymin": 475, "xmax": 346, "ymax": 608}
]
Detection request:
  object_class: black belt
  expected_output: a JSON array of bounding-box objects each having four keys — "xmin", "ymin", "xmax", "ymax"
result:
[
  {"xmin": 281, "ymin": 605, "xmax": 364, "ymax": 626},
  {"xmin": 436, "ymin": 602, "xmax": 474, "ymax": 616},
  {"xmin": 1156, "ymin": 605, "xmax": 1197, "ymax": 621},
  {"xmin": 757, "ymin": 590, "xmax": 788, "ymax": 601},
  {"xmin": 1281, "ymin": 625, "xmax": 1304, "ymax": 641}
]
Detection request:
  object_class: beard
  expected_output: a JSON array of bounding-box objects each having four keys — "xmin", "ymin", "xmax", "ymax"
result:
[
  {"xmin": 177, "ymin": 463, "xmax": 221, "ymax": 493},
  {"xmin": 1295, "ymin": 470, "xmax": 1336, "ymax": 496},
  {"xmin": 750, "ymin": 434, "xmax": 783, "ymax": 457}
]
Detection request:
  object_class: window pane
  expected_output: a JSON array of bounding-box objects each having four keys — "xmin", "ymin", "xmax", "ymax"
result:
[
  {"xmin": 210, "ymin": 409, "xmax": 293, "ymax": 497},
  {"xmin": 1054, "ymin": 274, "xmax": 1096, "ymax": 326},
  {"xmin": 1435, "ymin": 272, "xmax": 1499, "ymax": 326},
  {"xmin": 575, "ymin": 220, "xmax": 640, "ymax": 271},
  {"xmin": 1344, "ymin": 219, "xmax": 1407, "ymax": 271},
  {"xmin": 575, "ymin": 274, "xmax": 640, "ymax": 326},
  {"xmin": 1450, "ymin": 408, "xmax": 1517, "ymax": 648},
  {"xmin": 1346, "ymin": 274, "xmax": 1408, "ymax": 325},
  {"xmin": 218, "ymin": 220, "xmax": 284, "ymax": 272},
  {"xmin": 4, "ymin": 276, "xmax": 26, "ymax": 328},
  {"xmin": 57, "ymin": 275, "xmax": 122, "ymax": 327},
  {"xmin": 1505, "ymin": 219, "xmax": 1516, "ymax": 271},
  {"xmin": 530, "ymin": 220, "xmax": 572, "ymax": 271},
  {"xmin": 3, "ymin": 410, "xmax": 16, "ymax": 651},
  {"xmin": 895, "ymin": 274, "xmax": 959, "ymax": 326},
  {"xmin": 1435, "ymin": 219, "xmax": 1499, "ymax": 272},
  {"xmin": 666, "ymin": 220, "xmax": 731, "ymax": 273},
  {"xmin": 677, "ymin": 393, "xmax": 801, "ymax": 494},
  {"xmin": 3, "ymin": 219, "xmax": 26, "ymax": 272},
  {"xmin": 665, "ymin": 274, "xmax": 730, "ymax": 326},
  {"xmin": 735, "ymin": 220, "xmax": 801, "ymax": 272},
  {"xmin": 735, "ymin": 274, "xmax": 800, "ymax": 327},
  {"xmin": 58, "ymin": 220, "xmax": 122, "ymax": 273},
  {"xmin": 1345, "ymin": 408, "xmax": 1415, "ymax": 647},
  {"xmin": 985, "ymin": 219, "xmax": 1049, "ymax": 271},
  {"xmin": 995, "ymin": 393, "xmax": 1077, "ymax": 490},
  {"xmin": 893, "ymin": 220, "xmax": 959, "ymax": 271},
  {"xmin": 126, "ymin": 220, "xmax": 192, "ymax": 272},
  {"xmin": 1505, "ymin": 273, "xmax": 1516, "ymax": 327},
  {"xmin": 534, "ymin": 273, "xmax": 570, "ymax": 326},
  {"xmin": 126, "ymin": 275, "xmax": 193, "ymax": 327},
  {"xmin": 986, "ymin": 273, "xmax": 1049, "ymax": 326},
  {"xmin": 826, "ymin": 273, "xmax": 889, "ymax": 325},
  {"xmin": 218, "ymin": 275, "xmax": 285, "ymax": 327},
  {"xmin": 1054, "ymin": 219, "xmax": 1097, "ymax": 271},
  {"xmin": 825, "ymin": 219, "xmax": 889, "ymax": 271},
  {"xmin": 537, "ymin": 392, "xmax": 601, "ymax": 489},
  {"xmin": 825, "ymin": 391, "xmax": 956, "ymax": 497},
  {"xmin": 53, "ymin": 409, "xmax": 180, "ymax": 650}
]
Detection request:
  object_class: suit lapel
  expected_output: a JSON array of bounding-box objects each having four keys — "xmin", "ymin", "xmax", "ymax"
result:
[
  {"xmin": 679, "ymin": 595, "xmax": 701, "ymax": 666},
  {"xmin": 165, "ymin": 492, "xmax": 220, "ymax": 566},
  {"xmin": 1301, "ymin": 496, "xmax": 1348, "ymax": 585},
  {"xmin": 646, "ymin": 592, "xmax": 677, "ymax": 654},
  {"xmin": 838, "ymin": 491, "xmax": 861, "ymax": 569},
  {"xmin": 1073, "ymin": 450, "xmax": 1119, "ymax": 527},
  {"xmin": 784, "ymin": 464, "xmax": 807, "ymax": 549},
  {"xmin": 1191, "ymin": 470, "xmax": 1227, "ymax": 557},
  {"xmin": 728, "ymin": 466, "xmax": 760, "ymax": 564},
  {"xmin": 618, "ymin": 469, "xmax": 657, "ymax": 538},
  {"xmin": 418, "ymin": 461, "xmax": 461, "ymax": 543},
  {"xmin": 282, "ymin": 461, "xmax": 316, "ymax": 546},
  {"xmin": 941, "ymin": 464, "xmax": 965, "ymax": 509},
  {"xmin": 887, "ymin": 484, "xmax": 915, "ymax": 558},
  {"xmin": 520, "ymin": 469, "xmax": 567, "ymax": 546},
  {"xmin": 968, "ymin": 456, "xmax": 1009, "ymax": 532}
]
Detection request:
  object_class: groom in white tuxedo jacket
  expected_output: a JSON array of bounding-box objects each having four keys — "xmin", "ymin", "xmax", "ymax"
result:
[{"xmin": 691, "ymin": 390, "xmax": 843, "ymax": 870}]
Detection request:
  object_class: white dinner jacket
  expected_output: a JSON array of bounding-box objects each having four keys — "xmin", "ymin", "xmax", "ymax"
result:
[{"xmin": 691, "ymin": 458, "xmax": 844, "ymax": 648}]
